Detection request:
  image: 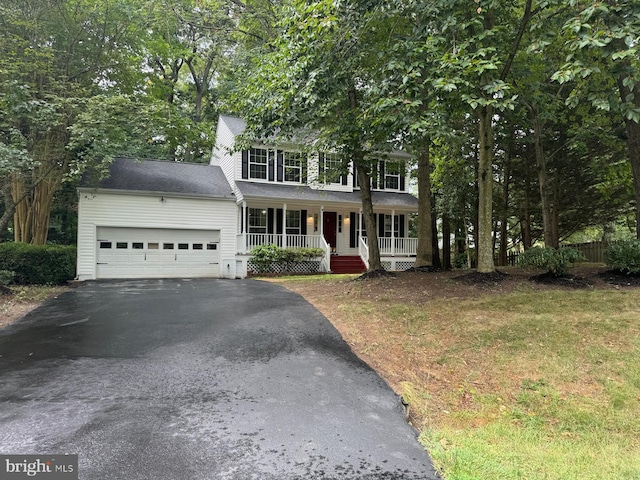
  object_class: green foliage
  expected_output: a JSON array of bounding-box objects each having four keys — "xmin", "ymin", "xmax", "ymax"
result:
[
  {"xmin": 0, "ymin": 270, "xmax": 15, "ymax": 286},
  {"xmin": 517, "ymin": 246, "xmax": 585, "ymax": 276},
  {"xmin": 249, "ymin": 244, "xmax": 323, "ymax": 274},
  {"xmin": 605, "ymin": 240, "xmax": 640, "ymax": 274},
  {"xmin": 0, "ymin": 243, "xmax": 76, "ymax": 285}
]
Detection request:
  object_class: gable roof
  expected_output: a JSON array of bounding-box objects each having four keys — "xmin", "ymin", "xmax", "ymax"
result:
[
  {"xmin": 236, "ymin": 181, "xmax": 418, "ymax": 209},
  {"xmin": 81, "ymin": 158, "xmax": 235, "ymax": 199},
  {"xmin": 219, "ymin": 114, "xmax": 247, "ymax": 136}
]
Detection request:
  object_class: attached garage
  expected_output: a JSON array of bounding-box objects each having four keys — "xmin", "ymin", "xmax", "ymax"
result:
[
  {"xmin": 95, "ymin": 227, "xmax": 221, "ymax": 279},
  {"xmin": 77, "ymin": 159, "xmax": 237, "ymax": 281}
]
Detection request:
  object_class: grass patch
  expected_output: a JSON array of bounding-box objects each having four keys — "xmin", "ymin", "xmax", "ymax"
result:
[{"xmin": 283, "ymin": 277, "xmax": 640, "ymax": 480}]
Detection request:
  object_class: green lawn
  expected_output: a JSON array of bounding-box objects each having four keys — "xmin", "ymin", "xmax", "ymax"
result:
[{"xmin": 277, "ymin": 277, "xmax": 640, "ymax": 480}]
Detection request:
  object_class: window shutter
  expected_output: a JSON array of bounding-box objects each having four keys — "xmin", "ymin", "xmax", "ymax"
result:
[
  {"xmin": 301, "ymin": 210, "xmax": 307, "ymax": 235},
  {"xmin": 378, "ymin": 161, "xmax": 385, "ymax": 190},
  {"xmin": 276, "ymin": 209, "xmax": 283, "ymax": 234},
  {"xmin": 277, "ymin": 151, "xmax": 283, "ymax": 182},
  {"xmin": 400, "ymin": 215, "xmax": 405, "ymax": 237},
  {"xmin": 302, "ymin": 157, "xmax": 307, "ymax": 184},
  {"xmin": 400, "ymin": 164, "xmax": 406, "ymax": 191},
  {"xmin": 267, "ymin": 208, "xmax": 274, "ymax": 234},
  {"xmin": 341, "ymin": 171, "xmax": 348, "ymax": 185},
  {"xmin": 378, "ymin": 213, "xmax": 385, "ymax": 238},
  {"xmin": 241, "ymin": 150, "xmax": 249, "ymax": 179},
  {"xmin": 350, "ymin": 212, "xmax": 357, "ymax": 248},
  {"xmin": 269, "ymin": 151, "xmax": 275, "ymax": 181}
]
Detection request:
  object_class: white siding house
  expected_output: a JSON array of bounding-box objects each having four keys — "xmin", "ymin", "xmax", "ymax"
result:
[{"xmin": 76, "ymin": 115, "xmax": 419, "ymax": 280}]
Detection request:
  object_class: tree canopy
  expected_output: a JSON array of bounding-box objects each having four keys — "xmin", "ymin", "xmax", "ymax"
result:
[{"xmin": 0, "ymin": 0, "xmax": 636, "ymax": 260}]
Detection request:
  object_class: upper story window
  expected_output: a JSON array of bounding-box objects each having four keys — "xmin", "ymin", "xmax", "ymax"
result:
[
  {"xmin": 354, "ymin": 159, "xmax": 405, "ymax": 191},
  {"xmin": 321, "ymin": 153, "xmax": 343, "ymax": 184},
  {"xmin": 249, "ymin": 148, "xmax": 269, "ymax": 180},
  {"xmin": 384, "ymin": 162, "xmax": 402, "ymax": 190},
  {"xmin": 283, "ymin": 152, "xmax": 302, "ymax": 183}
]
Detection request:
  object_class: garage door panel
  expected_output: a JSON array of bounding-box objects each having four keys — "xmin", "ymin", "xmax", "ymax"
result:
[{"xmin": 96, "ymin": 227, "xmax": 220, "ymax": 279}]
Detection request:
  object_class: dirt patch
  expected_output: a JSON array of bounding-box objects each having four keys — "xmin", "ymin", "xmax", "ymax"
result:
[
  {"xmin": 0, "ymin": 286, "xmax": 70, "ymax": 330},
  {"xmin": 0, "ymin": 302, "xmax": 41, "ymax": 329}
]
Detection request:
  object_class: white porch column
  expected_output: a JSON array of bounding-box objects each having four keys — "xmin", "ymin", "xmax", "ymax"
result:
[
  {"xmin": 391, "ymin": 209, "xmax": 396, "ymax": 256},
  {"xmin": 242, "ymin": 201, "xmax": 247, "ymax": 253},
  {"xmin": 282, "ymin": 203, "xmax": 287, "ymax": 248},
  {"xmin": 359, "ymin": 208, "xmax": 363, "ymax": 244},
  {"xmin": 320, "ymin": 205, "xmax": 325, "ymax": 241}
]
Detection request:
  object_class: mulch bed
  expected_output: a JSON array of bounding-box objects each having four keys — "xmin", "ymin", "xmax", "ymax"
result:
[
  {"xmin": 454, "ymin": 270, "xmax": 509, "ymax": 285},
  {"xmin": 598, "ymin": 270, "xmax": 640, "ymax": 287},
  {"xmin": 355, "ymin": 269, "xmax": 397, "ymax": 281},
  {"xmin": 529, "ymin": 272, "xmax": 593, "ymax": 289}
]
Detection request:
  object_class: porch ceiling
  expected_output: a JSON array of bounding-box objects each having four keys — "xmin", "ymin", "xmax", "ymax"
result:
[{"xmin": 236, "ymin": 181, "xmax": 418, "ymax": 209}]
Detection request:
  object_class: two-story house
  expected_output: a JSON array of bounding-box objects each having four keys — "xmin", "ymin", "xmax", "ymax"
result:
[
  {"xmin": 75, "ymin": 115, "xmax": 418, "ymax": 280},
  {"xmin": 213, "ymin": 115, "xmax": 419, "ymax": 277}
]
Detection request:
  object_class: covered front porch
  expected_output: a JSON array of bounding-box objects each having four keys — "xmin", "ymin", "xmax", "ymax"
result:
[{"xmin": 235, "ymin": 205, "xmax": 417, "ymax": 274}]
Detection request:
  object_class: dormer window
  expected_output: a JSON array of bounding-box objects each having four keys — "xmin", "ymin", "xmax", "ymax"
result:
[{"xmin": 249, "ymin": 148, "xmax": 269, "ymax": 180}]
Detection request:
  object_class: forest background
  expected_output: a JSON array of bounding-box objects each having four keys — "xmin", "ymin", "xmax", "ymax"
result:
[{"xmin": 1, "ymin": 0, "xmax": 639, "ymax": 271}]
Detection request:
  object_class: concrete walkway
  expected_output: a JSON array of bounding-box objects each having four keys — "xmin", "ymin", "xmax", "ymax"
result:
[{"xmin": 0, "ymin": 279, "xmax": 441, "ymax": 479}]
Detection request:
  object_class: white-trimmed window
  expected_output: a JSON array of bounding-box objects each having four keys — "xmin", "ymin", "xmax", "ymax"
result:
[
  {"xmin": 384, "ymin": 162, "xmax": 402, "ymax": 190},
  {"xmin": 286, "ymin": 210, "xmax": 301, "ymax": 235},
  {"xmin": 248, "ymin": 208, "xmax": 267, "ymax": 233},
  {"xmin": 283, "ymin": 152, "xmax": 302, "ymax": 183},
  {"xmin": 322, "ymin": 153, "xmax": 342, "ymax": 184},
  {"xmin": 383, "ymin": 215, "xmax": 401, "ymax": 238},
  {"xmin": 249, "ymin": 148, "xmax": 268, "ymax": 180}
]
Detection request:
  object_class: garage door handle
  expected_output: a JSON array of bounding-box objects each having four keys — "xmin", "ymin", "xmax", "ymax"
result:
[{"xmin": 97, "ymin": 262, "xmax": 108, "ymax": 265}]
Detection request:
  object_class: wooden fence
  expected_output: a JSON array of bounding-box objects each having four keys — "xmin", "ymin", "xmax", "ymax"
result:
[{"xmin": 502, "ymin": 241, "xmax": 618, "ymax": 266}]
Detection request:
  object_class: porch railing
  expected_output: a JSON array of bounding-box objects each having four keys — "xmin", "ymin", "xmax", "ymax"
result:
[
  {"xmin": 359, "ymin": 237, "xmax": 370, "ymax": 269},
  {"xmin": 238, "ymin": 233, "xmax": 326, "ymax": 253},
  {"xmin": 320, "ymin": 236, "xmax": 331, "ymax": 273},
  {"xmin": 361, "ymin": 237, "xmax": 418, "ymax": 256}
]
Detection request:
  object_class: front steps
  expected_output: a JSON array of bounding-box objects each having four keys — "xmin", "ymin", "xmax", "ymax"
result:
[{"xmin": 330, "ymin": 255, "xmax": 367, "ymax": 274}]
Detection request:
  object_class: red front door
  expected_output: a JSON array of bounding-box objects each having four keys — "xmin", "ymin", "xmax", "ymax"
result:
[{"xmin": 323, "ymin": 212, "xmax": 337, "ymax": 252}]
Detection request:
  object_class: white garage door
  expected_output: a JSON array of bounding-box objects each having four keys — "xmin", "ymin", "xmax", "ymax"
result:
[{"xmin": 96, "ymin": 227, "xmax": 220, "ymax": 279}]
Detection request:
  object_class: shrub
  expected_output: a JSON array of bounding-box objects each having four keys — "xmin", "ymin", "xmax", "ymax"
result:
[
  {"xmin": 517, "ymin": 246, "xmax": 585, "ymax": 277},
  {"xmin": 250, "ymin": 244, "xmax": 324, "ymax": 273},
  {"xmin": 605, "ymin": 240, "xmax": 640, "ymax": 274},
  {"xmin": 0, "ymin": 270, "xmax": 15, "ymax": 286},
  {"xmin": 0, "ymin": 243, "xmax": 76, "ymax": 285}
]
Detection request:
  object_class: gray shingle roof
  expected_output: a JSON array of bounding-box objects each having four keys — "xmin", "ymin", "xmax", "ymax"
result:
[
  {"xmin": 219, "ymin": 114, "xmax": 247, "ymax": 136},
  {"xmin": 236, "ymin": 181, "xmax": 418, "ymax": 209},
  {"xmin": 81, "ymin": 158, "xmax": 235, "ymax": 199}
]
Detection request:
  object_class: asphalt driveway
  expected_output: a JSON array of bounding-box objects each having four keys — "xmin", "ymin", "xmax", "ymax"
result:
[{"xmin": 0, "ymin": 279, "xmax": 440, "ymax": 479}]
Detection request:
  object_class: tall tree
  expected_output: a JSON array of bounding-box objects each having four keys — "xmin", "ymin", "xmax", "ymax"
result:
[
  {"xmin": 232, "ymin": 0, "xmax": 399, "ymax": 271},
  {"xmin": 554, "ymin": 0, "xmax": 640, "ymax": 237}
]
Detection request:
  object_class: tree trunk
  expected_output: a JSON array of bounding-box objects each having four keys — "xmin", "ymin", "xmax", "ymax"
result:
[
  {"xmin": 477, "ymin": 105, "xmax": 495, "ymax": 272},
  {"xmin": 414, "ymin": 147, "xmax": 433, "ymax": 267},
  {"xmin": 442, "ymin": 213, "xmax": 452, "ymax": 269},
  {"xmin": 355, "ymin": 161, "xmax": 382, "ymax": 271},
  {"xmin": 532, "ymin": 105, "xmax": 558, "ymax": 248},
  {"xmin": 431, "ymin": 203, "xmax": 441, "ymax": 268},
  {"xmin": 616, "ymin": 76, "xmax": 640, "ymax": 238},
  {"xmin": 521, "ymin": 176, "xmax": 533, "ymax": 250},
  {"xmin": 499, "ymin": 136, "xmax": 512, "ymax": 266}
]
